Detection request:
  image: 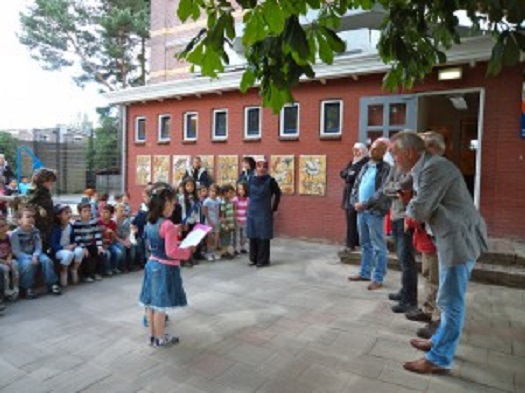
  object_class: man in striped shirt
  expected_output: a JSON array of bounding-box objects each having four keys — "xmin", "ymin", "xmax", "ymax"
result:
[{"xmin": 72, "ymin": 203, "xmax": 105, "ymax": 282}]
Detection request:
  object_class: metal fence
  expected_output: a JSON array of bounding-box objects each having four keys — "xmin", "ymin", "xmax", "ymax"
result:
[{"xmin": 18, "ymin": 138, "xmax": 122, "ymax": 195}]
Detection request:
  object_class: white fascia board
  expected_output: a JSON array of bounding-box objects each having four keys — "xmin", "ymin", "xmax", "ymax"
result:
[{"xmin": 104, "ymin": 36, "xmax": 494, "ymax": 106}]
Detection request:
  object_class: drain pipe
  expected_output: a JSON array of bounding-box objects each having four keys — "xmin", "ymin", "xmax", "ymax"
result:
[{"xmin": 120, "ymin": 104, "xmax": 127, "ymax": 193}]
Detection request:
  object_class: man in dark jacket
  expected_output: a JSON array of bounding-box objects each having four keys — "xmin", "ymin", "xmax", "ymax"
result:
[
  {"xmin": 348, "ymin": 139, "xmax": 391, "ymax": 290},
  {"xmin": 246, "ymin": 158, "xmax": 281, "ymax": 268},
  {"xmin": 185, "ymin": 156, "xmax": 211, "ymax": 188}
]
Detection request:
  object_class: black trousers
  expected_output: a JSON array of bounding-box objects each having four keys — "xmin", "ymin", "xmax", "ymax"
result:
[
  {"xmin": 80, "ymin": 245, "xmax": 105, "ymax": 278},
  {"xmin": 345, "ymin": 207, "xmax": 360, "ymax": 248},
  {"xmin": 392, "ymin": 219, "xmax": 418, "ymax": 306},
  {"xmin": 249, "ymin": 238, "xmax": 270, "ymax": 266}
]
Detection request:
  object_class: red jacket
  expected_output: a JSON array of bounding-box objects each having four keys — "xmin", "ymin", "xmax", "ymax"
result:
[{"xmin": 405, "ymin": 217, "xmax": 436, "ymax": 254}]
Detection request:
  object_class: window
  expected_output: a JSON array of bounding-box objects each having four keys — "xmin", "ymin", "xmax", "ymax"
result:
[
  {"xmin": 321, "ymin": 100, "xmax": 343, "ymax": 136},
  {"xmin": 279, "ymin": 104, "xmax": 300, "ymax": 137},
  {"xmin": 158, "ymin": 114, "xmax": 171, "ymax": 142},
  {"xmin": 183, "ymin": 112, "xmax": 198, "ymax": 141},
  {"xmin": 359, "ymin": 95, "xmax": 417, "ymax": 144},
  {"xmin": 135, "ymin": 117, "xmax": 146, "ymax": 142},
  {"xmin": 73, "ymin": 136, "xmax": 83, "ymax": 143},
  {"xmin": 244, "ymin": 106, "xmax": 261, "ymax": 139},
  {"xmin": 212, "ymin": 109, "xmax": 228, "ymax": 140}
]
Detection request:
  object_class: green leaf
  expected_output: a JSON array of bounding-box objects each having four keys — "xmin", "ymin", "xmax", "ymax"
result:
[
  {"xmin": 240, "ymin": 68, "xmax": 256, "ymax": 92},
  {"xmin": 177, "ymin": 0, "xmax": 193, "ymax": 22},
  {"xmin": 502, "ymin": 35, "xmax": 520, "ymax": 66},
  {"xmin": 262, "ymin": 0, "xmax": 285, "ymax": 34},
  {"xmin": 320, "ymin": 27, "xmax": 346, "ymax": 53},
  {"xmin": 242, "ymin": 10, "xmax": 266, "ymax": 46},
  {"xmin": 316, "ymin": 31, "xmax": 334, "ymax": 64}
]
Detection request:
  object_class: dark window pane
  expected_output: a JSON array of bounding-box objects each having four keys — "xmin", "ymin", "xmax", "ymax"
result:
[
  {"xmin": 160, "ymin": 116, "xmax": 171, "ymax": 139},
  {"xmin": 366, "ymin": 130, "xmax": 383, "ymax": 145},
  {"xmin": 367, "ymin": 105, "xmax": 383, "ymax": 126},
  {"xmin": 323, "ymin": 102, "xmax": 341, "ymax": 134},
  {"xmin": 246, "ymin": 108, "xmax": 260, "ymax": 136},
  {"xmin": 389, "ymin": 103, "xmax": 406, "ymax": 126},
  {"xmin": 214, "ymin": 111, "xmax": 227, "ymax": 137},
  {"xmin": 186, "ymin": 114, "xmax": 197, "ymax": 139},
  {"xmin": 283, "ymin": 105, "xmax": 298, "ymax": 135},
  {"xmin": 137, "ymin": 119, "xmax": 146, "ymax": 140}
]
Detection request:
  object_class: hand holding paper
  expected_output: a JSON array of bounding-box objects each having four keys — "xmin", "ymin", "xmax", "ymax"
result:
[{"xmin": 179, "ymin": 224, "xmax": 212, "ymax": 249}]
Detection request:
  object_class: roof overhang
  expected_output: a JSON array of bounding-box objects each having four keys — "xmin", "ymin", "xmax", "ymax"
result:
[{"xmin": 104, "ymin": 36, "xmax": 495, "ymax": 106}]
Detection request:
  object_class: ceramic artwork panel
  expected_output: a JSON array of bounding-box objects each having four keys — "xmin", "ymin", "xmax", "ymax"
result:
[
  {"xmin": 270, "ymin": 155, "xmax": 295, "ymax": 194},
  {"xmin": 172, "ymin": 155, "xmax": 191, "ymax": 186},
  {"xmin": 217, "ymin": 155, "xmax": 238, "ymax": 186},
  {"xmin": 152, "ymin": 155, "xmax": 170, "ymax": 183},
  {"xmin": 298, "ymin": 155, "xmax": 326, "ymax": 196},
  {"xmin": 136, "ymin": 155, "xmax": 151, "ymax": 185}
]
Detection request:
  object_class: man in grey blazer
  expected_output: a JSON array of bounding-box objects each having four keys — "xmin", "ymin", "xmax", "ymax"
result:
[{"xmin": 390, "ymin": 131, "xmax": 488, "ymax": 374}]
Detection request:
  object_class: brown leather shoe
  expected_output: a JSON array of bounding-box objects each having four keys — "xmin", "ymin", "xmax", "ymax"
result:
[
  {"xmin": 367, "ymin": 281, "xmax": 383, "ymax": 290},
  {"xmin": 410, "ymin": 338, "xmax": 432, "ymax": 352},
  {"xmin": 347, "ymin": 274, "xmax": 371, "ymax": 282},
  {"xmin": 403, "ymin": 358, "xmax": 449, "ymax": 374}
]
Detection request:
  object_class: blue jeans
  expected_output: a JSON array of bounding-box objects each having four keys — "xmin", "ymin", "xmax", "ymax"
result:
[
  {"xmin": 105, "ymin": 244, "xmax": 124, "ymax": 272},
  {"xmin": 426, "ymin": 258, "xmax": 476, "ymax": 368},
  {"xmin": 392, "ymin": 219, "xmax": 417, "ymax": 305},
  {"xmin": 357, "ymin": 211, "xmax": 387, "ymax": 283},
  {"xmin": 18, "ymin": 253, "xmax": 58, "ymax": 289}
]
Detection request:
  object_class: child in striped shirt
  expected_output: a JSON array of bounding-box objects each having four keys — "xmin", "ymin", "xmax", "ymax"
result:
[
  {"xmin": 72, "ymin": 203, "xmax": 105, "ymax": 282},
  {"xmin": 233, "ymin": 182, "xmax": 249, "ymax": 254},
  {"xmin": 219, "ymin": 184, "xmax": 236, "ymax": 259}
]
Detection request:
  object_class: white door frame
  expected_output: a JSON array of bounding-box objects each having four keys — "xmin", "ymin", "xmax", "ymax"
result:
[{"xmin": 415, "ymin": 87, "xmax": 485, "ymax": 208}]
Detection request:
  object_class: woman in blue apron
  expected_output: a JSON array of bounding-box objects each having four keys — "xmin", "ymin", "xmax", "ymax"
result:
[{"xmin": 246, "ymin": 158, "xmax": 281, "ymax": 267}]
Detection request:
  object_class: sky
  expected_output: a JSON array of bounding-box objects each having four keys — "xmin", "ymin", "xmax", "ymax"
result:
[{"xmin": 0, "ymin": 1, "xmax": 104, "ymax": 130}]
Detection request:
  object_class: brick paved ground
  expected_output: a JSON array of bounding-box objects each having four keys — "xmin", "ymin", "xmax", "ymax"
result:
[{"xmin": 0, "ymin": 238, "xmax": 523, "ymax": 393}]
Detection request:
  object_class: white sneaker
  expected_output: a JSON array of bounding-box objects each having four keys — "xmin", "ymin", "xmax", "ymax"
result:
[
  {"xmin": 154, "ymin": 334, "xmax": 180, "ymax": 347},
  {"xmin": 206, "ymin": 253, "xmax": 215, "ymax": 262},
  {"xmin": 94, "ymin": 274, "xmax": 103, "ymax": 281}
]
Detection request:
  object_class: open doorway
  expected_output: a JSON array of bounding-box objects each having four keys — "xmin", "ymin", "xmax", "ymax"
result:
[{"xmin": 417, "ymin": 90, "xmax": 482, "ymax": 203}]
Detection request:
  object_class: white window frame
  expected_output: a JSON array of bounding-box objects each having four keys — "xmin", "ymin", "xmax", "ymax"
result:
[
  {"xmin": 320, "ymin": 100, "xmax": 343, "ymax": 136},
  {"xmin": 135, "ymin": 116, "xmax": 146, "ymax": 142},
  {"xmin": 212, "ymin": 109, "xmax": 228, "ymax": 140},
  {"xmin": 183, "ymin": 112, "xmax": 198, "ymax": 141},
  {"xmin": 157, "ymin": 114, "xmax": 172, "ymax": 142},
  {"xmin": 244, "ymin": 106, "xmax": 262, "ymax": 139},
  {"xmin": 279, "ymin": 103, "xmax": 300, "ymax": 137}
]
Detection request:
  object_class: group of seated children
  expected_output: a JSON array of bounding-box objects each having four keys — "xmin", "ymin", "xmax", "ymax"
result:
[
  {"xmin": 176, "ymin": 177, "xmax": 249, "ymax": 265},
  {"xmin": 0, "ymin": 192, "xmax": 145, "ymax": 312}
]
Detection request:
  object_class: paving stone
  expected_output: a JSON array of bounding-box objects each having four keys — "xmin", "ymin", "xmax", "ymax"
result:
[
  {"xmin": 213, "ymin": 363, "xmax": 267, "ymax": 393},
  {"xmin": 0, "ymin": 238, "xmax": 523, "ymax": 393},
  {"xmin": 185, "ymin": 353, "xmax": 236, "ymax": 379},
  {"xmin": 343, "ymin": 374, "xmax": 420, "ymax": 393},
  {"xmin": 368, "ymin": 338, "xmax": 418, "ymax": 363},
  {"xmin": 296, "ymin": 363, "xmax": 355, "ymax": 392},
  {"xmin": 336, "ymin": 354, "xmax": 386, "ymax": 379},
  {"xmin": 458, "ymin": 362, "xmax": 515, "ymax": 392},
  {"xmin": 0, "ymin": 375, "xmax": 52, "ymax": 393},
  {"xmin": 0, "ymin": 358, "xmax": 28, "ymax": 389},
  {"xmin": 226, "ymin": 342, "xmax": 274, "ymax": 366},
  {"xmin": 378, "ymin": 361, "xmax": 431, "ymax": 391},
  {"xmin": 42, "ymin": 363, "xmax": 111, "ymax": 392}
]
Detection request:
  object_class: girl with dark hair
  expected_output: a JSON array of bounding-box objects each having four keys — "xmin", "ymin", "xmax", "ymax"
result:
[
  {"xmin": 237, "ymin": 156, "xmax": 256, "ymax": 183},
  {"xmin": 139, "ymin": 182, "xmax": 194, "ymax": 347},
  {"xmin": 178, "ymin": 177, "xmax": 201, "ymax": 266}
]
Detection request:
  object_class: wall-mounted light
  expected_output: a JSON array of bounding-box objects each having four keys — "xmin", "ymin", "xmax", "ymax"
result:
[{"xmin": 438, "ymin": 67, "xmax": 463, "ymax": 81}]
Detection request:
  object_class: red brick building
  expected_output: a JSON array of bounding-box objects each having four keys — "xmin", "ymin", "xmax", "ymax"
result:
[{"xmin": 106, "ymin": 1, "xmax": 525, "ymax": 242}]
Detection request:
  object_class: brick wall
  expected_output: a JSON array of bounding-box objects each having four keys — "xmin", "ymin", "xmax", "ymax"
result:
[{"xmin": 125, "ymin": 63, "xmax": 525, "ymax": 242}]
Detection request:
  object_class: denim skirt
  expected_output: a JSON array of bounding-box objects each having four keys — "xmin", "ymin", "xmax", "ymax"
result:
[{"xmin": 139, "ymin": 259, "xmax": 187, "ymax": 312}]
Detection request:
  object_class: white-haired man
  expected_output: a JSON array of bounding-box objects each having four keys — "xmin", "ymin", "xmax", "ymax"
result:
[{"xmin": 390, "ymin": 131, "xmax": 487, "ymax": 374}]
